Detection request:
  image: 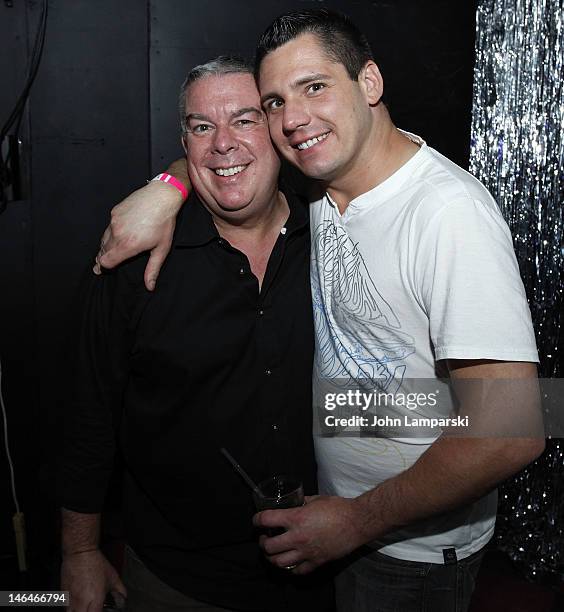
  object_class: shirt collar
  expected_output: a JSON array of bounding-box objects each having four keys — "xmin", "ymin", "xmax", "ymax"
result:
[
  {"xmin": 173, "ymin": 192, "xmax": 219, "ymax": 248},
  {"xmin": 279, "ymin": 180, "xmax": 309, "ymax": 235},
  {"xmin": 173, "ymin": 184, "xmax": 308, "ymax": 248}
]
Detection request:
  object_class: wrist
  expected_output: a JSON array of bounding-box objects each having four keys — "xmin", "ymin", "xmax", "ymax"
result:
[
  {"xmin": 60, "ymin": 508, "xmax": 100, "ymax": 557},
  {"xmin": 349, "ymin": 492, "xmax": 387, "ymax": 546},
  {"xmin": 62, "ymin": 546, "xmax": 99, "ymax": 558},
  {"xmin": 150, "ymin": 172, "xmax": 189, "ymax": 201},
  {"xmin": 144, "ymin": 180, "xmax": 186, "ymax": 213}
]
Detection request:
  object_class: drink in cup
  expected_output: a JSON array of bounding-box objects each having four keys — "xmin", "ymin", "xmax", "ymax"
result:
[{"xmin": 253, "ymin": 475, "xmax": 304, "ymax": 536}]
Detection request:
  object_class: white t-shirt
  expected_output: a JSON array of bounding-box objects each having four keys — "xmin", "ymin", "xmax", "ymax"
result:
[{"xmin": 310, "ymin": 134, "xmax": 538, "ymax": 563}]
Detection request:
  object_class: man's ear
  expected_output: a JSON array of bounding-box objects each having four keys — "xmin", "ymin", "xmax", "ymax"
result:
[
  {"xmin": 181, "ymin": 134, "xmax": 188, "ymax": 155},
  {"xmin": 359, "ymin": 61, "xmax": 383, "ymax": 106}
]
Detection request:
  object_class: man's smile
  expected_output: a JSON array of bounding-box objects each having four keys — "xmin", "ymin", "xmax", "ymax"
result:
[
  {"xmin": 212, "ymin": 163, "xmax": 250, "ymax": 177},
  {"xmin": 294, "ymin": 131, "xmax": 330, "ymax": 151}
]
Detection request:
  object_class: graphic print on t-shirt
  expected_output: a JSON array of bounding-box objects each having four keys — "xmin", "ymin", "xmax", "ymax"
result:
[{"xmin": 311, "ymin": 220, "xmax": 415, "ymax": 393}]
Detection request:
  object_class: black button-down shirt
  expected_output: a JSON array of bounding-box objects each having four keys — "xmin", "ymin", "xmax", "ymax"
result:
[{"xmin": 59, "ymin": 188, "xmax": 321, "ymax": 610}]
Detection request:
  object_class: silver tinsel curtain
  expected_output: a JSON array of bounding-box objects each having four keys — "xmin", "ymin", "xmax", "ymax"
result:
[{"xmin": 470, "ymin": 0, "xmax": 564, "ymax": 582}]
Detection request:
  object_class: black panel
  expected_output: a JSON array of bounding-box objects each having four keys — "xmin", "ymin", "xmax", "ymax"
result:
[
  {"xmin": 0, "ymin": 0, "xmax": 35, "ymax": 569},
  {"xmin": 29, "ymin": 0, "xmax": 150, "ymax": 558},
  {"xmin": 0, "ymin": 0, "xmax": 150, "ymax": 580}
]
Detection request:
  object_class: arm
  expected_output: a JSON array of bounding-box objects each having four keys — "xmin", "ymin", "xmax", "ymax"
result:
[
  {"xmin": 60, "ymin": 509, "xmax": 126, "ymax": 612},
  {"xmin": 254, "ymin": 360, "xmax": 545, "ymax": 574},
  {"xmin": 59, "ymin": 269, "xmax": 139, "ymax": 607},
  {"xmin": 94, "ymin": 158, "xmax": 190, "ymax": 290}
]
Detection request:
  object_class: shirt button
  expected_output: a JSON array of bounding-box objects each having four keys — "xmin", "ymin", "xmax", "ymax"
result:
[
  {"xmin": 272, "ymin": 424, "xmax": 278, "ymax": 430},
  {"xmin": 217, "ymin": 238, "xmax": 224, "ymax": 246},
  {"xmin": 258, "ymin": 309, "xmax": 264, "ymax": 316},
  {"xmin": 239, "ymin": 268, "xmax": 245, "ymax": 275},
  {"xmin": 265, "ymin": 369, "xmax": 272, "ymax": 376}
]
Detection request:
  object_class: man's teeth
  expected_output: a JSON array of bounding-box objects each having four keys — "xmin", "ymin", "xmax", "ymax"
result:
[
  {"xmin": 215, "ymin": 165, "xmax": 247, "ymax": 176},
  {"xmin": 297, "ymin": 133, "xmax": 329, "ymax": 150}
]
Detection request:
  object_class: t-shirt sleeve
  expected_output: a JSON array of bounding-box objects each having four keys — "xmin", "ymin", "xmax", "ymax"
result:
[{"xmin": 416, "ymin": 196, "xmax": 538, "ymax": 363}]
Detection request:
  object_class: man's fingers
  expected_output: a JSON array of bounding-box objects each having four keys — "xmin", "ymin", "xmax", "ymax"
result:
[
  {"xmin": 144, "ymin": 243, "xmax": 170, "ymax": 291},
  {"xmin": 266, "ymin": 550, "xmax": 304, "ymax": 569},
  {"xmin": 76, "ymin": 594, "xmax": 102, "ymax": 612},
  {"xmin": 95, "ymin": 238, "xmax": 170, "ymax": 283},
  {"xmin": 85, "ymin": 599, "xmax": 104, "ymax": 612},
  {"xmin": 291, "ymin": 560, "xmax": 317, "ymax": 575},
  {"xmin": 110, "ymin": 573, "xmax": 128, "ymax": 597},
  {"xmin": 109, "ymin": 590, "xmax": 127, "ymax": 610},
  {"xmin": 253, "ymin": 508, "xmax": 296, "ymax": 530},
  {"xmin": 98, "ymin": 226, "xmax": 145, "ymax": 270},
  {"xmin": 98, "ymin": 244, "xmax": 134, "ymax": 270},
  {"xmin": 93, "ymin": 227, "xmax": 112, "ymax": 274},
  {"xmin": 71, "ymin": 587, "xmax": 105, "ymax": 612},
  {"xmin": 261, "ymin": 531, "xmax": 296, "ymax": 555},
  {"xmin": 99, "ymin": 227, "xmax": 111, "ymax": 250}
]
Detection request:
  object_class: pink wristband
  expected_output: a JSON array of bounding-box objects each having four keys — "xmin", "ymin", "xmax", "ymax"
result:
[{"xmin": 151, "ymin": 172, "xmax": 189, "ymax": 200}]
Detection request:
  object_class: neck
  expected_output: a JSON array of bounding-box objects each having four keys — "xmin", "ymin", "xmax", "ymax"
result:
[
  {"xmin": 212, "ymin": 190, "xmax": 289, "ymax": 245},
  {"xmin": 327, "ymin": 108, "xmax": 421, "ymax": 214},
  {"xmin": 212, "ymin": 191, "xmax": 289, "ymax": 289}
]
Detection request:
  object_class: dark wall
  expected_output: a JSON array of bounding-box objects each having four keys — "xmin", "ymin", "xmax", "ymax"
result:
[
  {"xmin": 0, "ymin": 0, "xmax": 35, "ymax": 579},
  {"xmin": 0, "ymin": 0, "xmax": 476, "ymax": 585},
  {"xmin": 0, "ymin": 0, "xmax": 151, "ymax": 583}
]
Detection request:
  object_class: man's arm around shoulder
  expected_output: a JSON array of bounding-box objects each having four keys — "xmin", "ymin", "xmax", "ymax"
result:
[{"xmin": 95, "ymin": 158, "xmax": 190, "ymax": 290}]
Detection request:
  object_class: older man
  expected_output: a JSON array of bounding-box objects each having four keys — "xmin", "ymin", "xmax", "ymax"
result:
[
  {"xmin": 94, "ymin": 9, "xmax": 544, "ymax": 612},
  {"xmin": 59, "ymin": 56, "xmax": 332, "ymax": 612}
]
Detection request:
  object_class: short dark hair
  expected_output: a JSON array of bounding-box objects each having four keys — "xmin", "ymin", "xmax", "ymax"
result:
[{"xmin": 255, "ymin": 8, "xmax": 374, "ymax": 81}]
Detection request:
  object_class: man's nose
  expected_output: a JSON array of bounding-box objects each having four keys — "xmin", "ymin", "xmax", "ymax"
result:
[
  {"xmin": 282, "ymin": 100, "xmax": 310, "ymax": 134},
  {"xmin": 213, "ymin": 125, "xmax": 238, "ymax": 154}
]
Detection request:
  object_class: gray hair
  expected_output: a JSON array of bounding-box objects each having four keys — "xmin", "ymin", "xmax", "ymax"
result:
[{"xmin": 178, "ymin": 55, "xmax": 254, "ymax": 134}]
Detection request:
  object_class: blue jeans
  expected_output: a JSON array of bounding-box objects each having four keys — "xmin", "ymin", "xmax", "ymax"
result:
[{"xmin": 335, "ymin": 547, "xmax": 484, "ymax": 612}]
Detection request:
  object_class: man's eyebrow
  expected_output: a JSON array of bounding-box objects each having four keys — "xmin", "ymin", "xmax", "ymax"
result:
[
  {"xmin": 185, "ymin": 112, "xmax": 212, "ymax": 123},
  {"xmin": 231, "ymin": 107, "xmax": 263, "ymax": 119},
  {"xmin": 293, "ymin": 73, "xmax": 333, "ymax": 88},
  {"xmin": 185, "ymin": 108, "xmax": 263, "ymax": 123},
  {"xmin": 260, "ymin": 73, "xmax": 333, "ymax": 103}
]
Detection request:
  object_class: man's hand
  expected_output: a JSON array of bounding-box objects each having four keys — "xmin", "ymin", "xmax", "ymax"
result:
[
  {"xmin": 253, "ymin": 495, "xmax": 366, "ymax": 574},
  {"xmin": 61, "ymin": 549, "xmax": 126, "ymax": 612},
  {"xmin": 94, "ymin": 178, "xmax": 186, "ymax": 291},
  {"xmin": 254, "ymin": 361, "xmax": 544, "ymax": 576}
]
